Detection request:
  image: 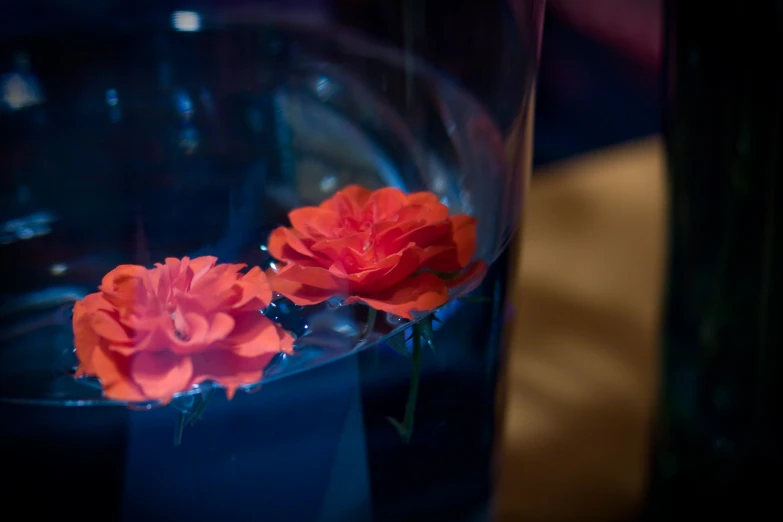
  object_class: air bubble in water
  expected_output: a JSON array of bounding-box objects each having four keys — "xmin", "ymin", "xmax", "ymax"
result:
[
  {"xmin": 385, "ymin": 312, "xmax": 406, "ymax": 326},
  {"xmin": 326, "ymin": 297, "xmax": 344, "ymax": 310},
  {"xmin": 127, "ymin": 402, "xmax": 159, "ymax": 412}
]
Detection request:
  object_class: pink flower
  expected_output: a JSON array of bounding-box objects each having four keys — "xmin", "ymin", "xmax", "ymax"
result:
[{"xmin": 73, "ymin": 256, "xmax": 294, "ymax": 404}]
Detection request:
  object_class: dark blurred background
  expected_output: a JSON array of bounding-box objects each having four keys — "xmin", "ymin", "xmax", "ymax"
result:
[{"xmin": 534, "ymin": 0, "xmax": 660, "ymax": 166}]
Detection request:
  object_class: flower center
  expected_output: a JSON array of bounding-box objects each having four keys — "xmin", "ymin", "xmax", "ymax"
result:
[{"xmin": 170, "ymin": 311, "xmax": 191, "ymax": 342}]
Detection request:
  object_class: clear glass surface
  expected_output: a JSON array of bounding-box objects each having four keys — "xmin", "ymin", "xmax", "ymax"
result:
[{"xmin": 0, "ymin": 1, "xmax": 545, "ymax": 521}]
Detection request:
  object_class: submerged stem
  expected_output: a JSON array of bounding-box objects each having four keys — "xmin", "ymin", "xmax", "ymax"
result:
[
  {"xmin": 387, "ymin": 321, "xmax": 423, "ymax": 443},
  {"xmin": 187, "ymin": 388, "xmax": 215, "ymax": 426},
  {"xmin": 358, "ymin": 307, "xmax": 377, "ymax": 341},
  {"xmin": 172, "ymin": 388, "xmax": 215, "ymax": 446},
  {"xmin": 173, "ymin": 411, "xmax": 187, "ymax": 446}
]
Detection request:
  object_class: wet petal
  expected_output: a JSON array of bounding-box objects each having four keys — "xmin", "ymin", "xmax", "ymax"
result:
[
  {"xmin": 445, "ymin": 260, "xmax": 488, "ymax": 295},
  {"xmin": 351, "ymin": 272, "xmax": 450, "ymax": 320},
  {"xmin": 449, "ymin": 214, "xmax": 479, "ymax": 267},
  {"xmin": 417, "ymin": 244, "xmax": 458, "ymax": 271},
  {"xmin": 191, "ymin": 351, "xmax": 276, "ymax": 400},
  {"xmin": 91, "ymin": 345, "xmax": 147, "ymax": 402},
  {"xmin": 276, "ymin": 323, "xmax": 295, "ymax": 354},
  {"xmin": 127, "ymin": 328, "xmax": 169, "ymax": 353},
  {"xmin": 225, "ymin": 313, "xmax": 289, "ymax": 357},
  {"xmin": 168, "ymin": 311, "xmax": 209, "ymax": 350},
  {"xmin": 268, "ymin": 227, "xmax": 315, "ymax": 264},
  {"xmin": 203, "ymin": 312, "xmax": 236, "ymax": 345},
  {"xmin": 131, "ymin": 351, "xmax": 194, "ymax": 402},
  {"xmin": 91, "ymin": 309, "xmax": 133, "ymax": 344},
  {"xmin": 73, "ymin": 300, "xmax": 99, "ymax": 376},
  {"xmin": 269, "ymin": 279, "xmax": 343, "ymax": 307},
  {"xmin": 274, "ymin": 263, "xmax": 347, "ymax": 292},
  {"xmin": 231, "ymin": 266, "xmax": 274, "ymax": 311},
  {"xmin": 418, "ymin": 216, "xmax": 479, "ymax": 272}
]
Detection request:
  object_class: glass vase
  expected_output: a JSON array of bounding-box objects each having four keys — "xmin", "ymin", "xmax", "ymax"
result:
[{"xmin": 0, "ymin": 1, "xmax": 545, "ymax": 521}]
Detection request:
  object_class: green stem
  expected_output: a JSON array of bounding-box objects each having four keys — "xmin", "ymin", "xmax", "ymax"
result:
[
  {"xmin": 359, "ymin": 307, "xmax": 377, "ymax": 341},
  {"xmin": 388, "ymin": 323, "xmax": 422, "ymax": 443},
  {"xmin": 173, "ymin": 411, "xmax": 186, "ymax": 447},
  {"xmin": 172, "ymin": 388, "xmax": 215, "ymax": 446},
  {"xmin": 187, "ymin": 388, "xmax": 214, "ymax": 426}
]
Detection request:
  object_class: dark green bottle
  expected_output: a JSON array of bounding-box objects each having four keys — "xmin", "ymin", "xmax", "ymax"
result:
[{"xmin": 645, "ymin": 0, "xmax": 783, "ymax": 518}]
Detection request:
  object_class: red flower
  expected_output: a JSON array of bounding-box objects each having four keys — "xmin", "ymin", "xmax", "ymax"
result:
[
  {"xmin": 73, "ymin": 256, "xmax": 294, "ymax": 404},
  {"xmin": 267, "ymin": 185, "xmax": 486, "ymax": 319}
]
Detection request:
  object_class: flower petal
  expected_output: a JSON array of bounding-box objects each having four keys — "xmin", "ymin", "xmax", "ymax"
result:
[
  {"xmin": 130, "ymin": 351, "xmax": 194, "ymax": 403},
  {"xmin": 405, "ymin": 191, "xmax": 443, "ymax": 208},
  {"xmin": 309, "ymin": 232, "xmax": 367, "ymax": 262},
  {"xmin": 91, "ymin": 309, "xmax": 133, "ymax": 344},
  {"xmin": 225, "ymin": 313, "xmax": 290, "ymax": 357},
  {"xmin": 397, "ymin": 192, "xmax": 450, "ymax": 222},
  {"xmin": 188, "ymin": 256, "xmax": 219, "ymax": 285},
  {"xmin": 273, "ymin": 262, "xmax": 347, "ymax": 290},
  {"xmin": 73, "ymin": 300, "xmax": 99, "ymax": 376},
  {"xmin": 203, "ymin": 312, "xmax": 236, "ymax": 345},
  {"xmin": 446, "ymin": 260, "xmax": 489, "ymax": 294},
  {"xmin": 418, "ymin": 216, "xmax": 479, "ymax": 272},
  {"xmin": 167, "ymin": 311, "xmax": 209, "ymax": 351},
  {"xmin": 346, "ymin": 245, "xmax": 422, "ymax": 293},
  {"xmin": 231, "ymin": 266, "xmax": 273, "ymax": 311},
  {"xmin": 328, "ymin": 249, "xmax": 400, "ymax": 284},
  {"xmin": 189, "ymin": 262, "xmax": 244, "ymax": 295},
  {"xmin": 323, "ymin": 184, "xmax": 372, "ymax": 212},
  {"xmin": 91, "ymin": 345, "xmax": 147, "ymax": 402},
  {"xmin": 99, "ymin": 265, "xmax": 151, "ymax": 309},
  {"xmin": 268, "ymin": 227, "xmax": 317, "ymax": 265},
  {"xmin": 269, "ymin": 265, "xmax": 347, "ymax": 306},
  {"xmin": 350, "ymin": 272, "xmax": 450, "ymax": 320},
  {"xmin": 166, "ymin": 257, "xmax": 192, "ymax": 294},
  {"xmin": 449, "ymin": 214, "xmax": 479, "ymax": 268},
  {"xmin": 376, "ymin": 220, "xmax": 451, "ymax": 258},
  {"xmin": 191, "ymin": 351, "xmax": 276, "ymax": 400},
  {"xmin": 288, "ymin": 207, "xmax": 341, "ymax": 237},
  {"xmin": 365, "ymin": 187, "xmax": 408, "ymax": 220},
  {"xmin": 128, "ymin": 328, "xmax": 169, "ymax": 353}
]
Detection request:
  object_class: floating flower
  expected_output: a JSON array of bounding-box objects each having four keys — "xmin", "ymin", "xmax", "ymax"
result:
[
  {"xmin": 267, "ymin": 185, "xmax": 486, "ymax": 319},
  {"xmin": 73, "ymin": 256, "xmax": 294, "ymax": 404}
]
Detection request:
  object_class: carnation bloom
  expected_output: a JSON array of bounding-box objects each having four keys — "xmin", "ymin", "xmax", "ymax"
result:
[
  {"xmin": 73, "ymin": 256, "xmax": 294, "ymax": 404},
  {"xmin": 267, "ymin": 185, "xmax": 486, "ymax": 319}
]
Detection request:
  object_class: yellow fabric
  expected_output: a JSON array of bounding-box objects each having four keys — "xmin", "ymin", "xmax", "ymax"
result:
[{"xmin": 498, "ymin": 137, "xmax": 666, "ymax": 522}]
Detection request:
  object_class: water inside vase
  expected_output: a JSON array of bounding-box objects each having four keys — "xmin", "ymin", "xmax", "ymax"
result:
[{"xmin": 0, "ymin": 13, "xmax": 531, "ymax": 522}]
